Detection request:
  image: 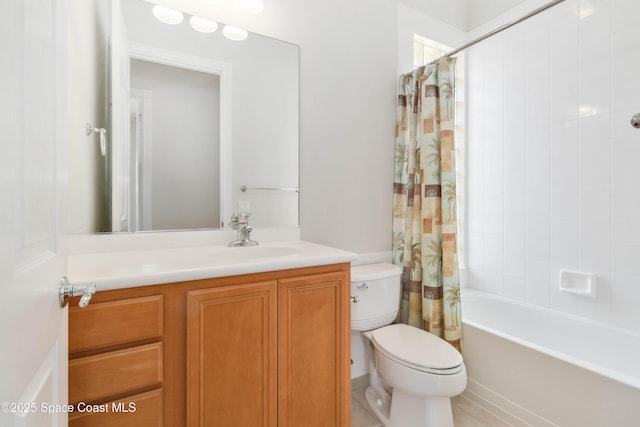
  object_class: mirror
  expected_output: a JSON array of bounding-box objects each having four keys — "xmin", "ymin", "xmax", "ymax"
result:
[{"xmin": 73, "ymin": 0, "xmax": 299, "ymax": 234}]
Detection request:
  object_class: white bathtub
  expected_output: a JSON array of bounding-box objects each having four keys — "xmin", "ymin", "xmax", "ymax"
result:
[{"xmin": 460, "ymin": 288, "xmax": 640, "ymax": 427}]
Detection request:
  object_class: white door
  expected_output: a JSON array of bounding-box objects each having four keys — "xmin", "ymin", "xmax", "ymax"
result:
[{"xmin": 0, "ymin": 0, "xmax": 68, "ymax": 425}]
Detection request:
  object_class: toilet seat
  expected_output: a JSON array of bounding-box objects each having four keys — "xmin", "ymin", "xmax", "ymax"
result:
[{"xmin": 371, "ymin": 324, "xmax": 464, "ymax": 375}]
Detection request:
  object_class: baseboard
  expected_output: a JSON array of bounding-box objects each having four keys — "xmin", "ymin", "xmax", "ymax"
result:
[{"xmin": 463, "ymin": 378, "xmax": 558, "ymax": 427}]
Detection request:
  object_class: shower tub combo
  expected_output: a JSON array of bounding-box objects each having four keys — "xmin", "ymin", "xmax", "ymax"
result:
[{"xmin": 461, "ymin": 288, "xmax": 640, "ymax": 426}]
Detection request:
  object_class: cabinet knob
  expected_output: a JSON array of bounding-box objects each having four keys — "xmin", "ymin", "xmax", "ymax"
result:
[{"xmin": 59, "ymin": 276, "xmax": 96, "ymax": 308}]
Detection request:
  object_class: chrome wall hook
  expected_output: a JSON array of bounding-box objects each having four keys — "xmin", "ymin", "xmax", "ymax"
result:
[
  {"xmin": 631, "ymin": 113, "xmax": 640, "ymax": 129},
  {"xmin": 86, "ymin": 123, "xmax": 107, "ymax": 156}
]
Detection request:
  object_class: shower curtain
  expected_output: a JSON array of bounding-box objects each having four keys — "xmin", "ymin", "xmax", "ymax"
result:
[{"xmin": 392, "ymin": 57, "xmax": 462, "ymax": 352}]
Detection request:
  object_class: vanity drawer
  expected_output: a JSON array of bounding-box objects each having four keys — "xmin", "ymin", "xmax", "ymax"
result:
[
  {"xmin": 69, "ymin": 295, "xmax": 163, "ymax": 353},
  {"xmin": 69, "ymin": 388, "xmax": 163, "ymax": 427},
  {"xmin": 69, "ymin": 342, "xmax": 163, "ymax": 404}
]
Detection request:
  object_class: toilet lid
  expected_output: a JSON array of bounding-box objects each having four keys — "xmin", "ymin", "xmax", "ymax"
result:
[{"xmin": 371, "ymin": 324, "xmax": 463, "ymax": 371}]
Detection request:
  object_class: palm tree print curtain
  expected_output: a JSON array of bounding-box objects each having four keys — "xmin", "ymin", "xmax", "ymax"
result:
[{"xmin": 392, "ymin": 57, "xmax": 462, "ymax": 353}]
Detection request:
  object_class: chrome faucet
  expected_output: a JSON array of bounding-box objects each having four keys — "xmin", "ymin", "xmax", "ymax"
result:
[{"xmin": 228, "ymin": 212, "xmax": 259, "ymax": 247}]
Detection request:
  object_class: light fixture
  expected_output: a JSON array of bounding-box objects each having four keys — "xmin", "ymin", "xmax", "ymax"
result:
[
  {"xmin": 152, "ymin": 5, "xmax": 183, "ymax": 25},
  {"xmin": 223, "ymin": 25, "xmax": 249, "ymax": 41},
  {"xmin": 190, "ymin": 16, "xmax": 219, "ymax": 33},
  {"xmin": 234, "ymin": 0, "xmax": 264, "ymax": 15}
]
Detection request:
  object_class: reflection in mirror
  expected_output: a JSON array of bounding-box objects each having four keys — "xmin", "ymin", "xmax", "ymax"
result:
[
  {"xmin": 130, "ymin": 58, "xmax": 221, "ymax": 231},
  {"xmin": 69, "ymin": 0, "xmax": 299, "ymax": 235}
]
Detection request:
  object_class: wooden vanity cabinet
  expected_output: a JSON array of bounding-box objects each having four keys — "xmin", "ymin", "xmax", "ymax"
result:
[{"xmin": 68, "ymin": 263, "xmax": 351, "ymax": 427}]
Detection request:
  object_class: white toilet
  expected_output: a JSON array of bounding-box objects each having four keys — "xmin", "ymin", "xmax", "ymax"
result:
[{"xmin": 351, "ymin": 263, "xmax": 467, "ymax": 427}]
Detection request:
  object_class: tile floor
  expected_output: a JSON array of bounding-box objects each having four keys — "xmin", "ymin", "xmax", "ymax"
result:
[{"xmin": 351, "ymin": 375, "xmax": 512, "ymax": 427}]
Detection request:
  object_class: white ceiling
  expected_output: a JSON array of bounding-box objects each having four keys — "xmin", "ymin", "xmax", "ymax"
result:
[
  {"xmin": 399, "ymin": 0, "xmax": 530, "ymax": 31},
  {"xmin": 466, "ymin": 0, "xmax": 531, "ymax": 29}
]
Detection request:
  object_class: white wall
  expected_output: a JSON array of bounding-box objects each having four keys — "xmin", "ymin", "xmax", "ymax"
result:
[
  {"xmin": 397, "ymin": 3, "xmax": 467, "ymax": 75},
  {"xmin": 130, "ymin": 60, "xmax": 221, "ymax": 230},
  {"xmin": 67, "ymin": 0, "xmax": 110, "ymax": 234},
  {"xmin": 466, "ymin": 0, "xmax": 640, "ymax": 332}
]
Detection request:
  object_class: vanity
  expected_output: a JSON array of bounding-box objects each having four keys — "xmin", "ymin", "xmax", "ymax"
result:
[
  {"xmin": 66, "ymin": 241, "xmax": 355, "ymax": 426},
  {"xmin": 66, "ymin": 1, "xmax": 340, "ymax": 424}
]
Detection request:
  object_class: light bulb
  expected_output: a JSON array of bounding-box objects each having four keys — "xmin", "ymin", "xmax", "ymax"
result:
[
  {"xmin": 190, "ymin": 16, "xmax": 218, "ymax": 33},
  {"xmin": 223, "ymin": 25, "xmax": 249, "ymax": 41},
  {"xmin": 234, "ymin": 0, "xmax": 264, "ymax": 15},
  {"xmin": 152, "ymin": 5, "xmax": 183, "ymax": 25}
]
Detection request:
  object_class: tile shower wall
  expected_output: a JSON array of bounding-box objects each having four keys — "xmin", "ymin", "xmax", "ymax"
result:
[{"xmin": 466, "ymin": 0, "xmax": 640, "ymax": 331}]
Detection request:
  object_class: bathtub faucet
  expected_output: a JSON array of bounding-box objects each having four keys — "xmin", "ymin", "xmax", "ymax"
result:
[{"xmin": 228, "ymin": 211, "xmax": 259, "ymax": 247}]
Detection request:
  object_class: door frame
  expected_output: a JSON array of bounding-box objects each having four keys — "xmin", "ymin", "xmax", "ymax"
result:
[{"xmin": 128, "ymin": 41, "xmax": 233, "ymax": 228}]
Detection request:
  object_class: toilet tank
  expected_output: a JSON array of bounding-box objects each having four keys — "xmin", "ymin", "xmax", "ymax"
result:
[{"xmin": 350, "ymin": 263, "xmax": 402, "ymax": 331}]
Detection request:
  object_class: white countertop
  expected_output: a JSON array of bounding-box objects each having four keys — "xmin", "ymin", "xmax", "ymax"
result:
[{"xmin": 67, "ymin": 240, "xmax": 358, "ymax": 291}]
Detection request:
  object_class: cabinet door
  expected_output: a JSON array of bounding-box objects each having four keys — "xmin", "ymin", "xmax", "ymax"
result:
[
  {"xmin": 278, "ymin": 270, "xmax": 351, "ymax": 427},
  {"xmin": 186, "ymin": 281, "xmax": 277, "ymax": 427}
]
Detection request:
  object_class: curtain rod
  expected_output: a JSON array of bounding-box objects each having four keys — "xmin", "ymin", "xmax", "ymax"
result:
[{"xmin": 427, "ymin": 0, "xmax": 566, "ymax": 66}]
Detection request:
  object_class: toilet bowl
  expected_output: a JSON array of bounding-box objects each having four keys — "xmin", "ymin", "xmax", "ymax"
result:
[
  {"xmin": 351, "ymin": 263, "xmax": 467, "ymax": 427},
  {"xmin": 365, "ymin": 323, "xmax": 466, "ymax": 427}
]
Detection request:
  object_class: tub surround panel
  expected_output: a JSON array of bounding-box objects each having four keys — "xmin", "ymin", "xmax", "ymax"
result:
[{"xmin": 466, "ymin": 0, "xmax": 640, "ymax": 332}]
